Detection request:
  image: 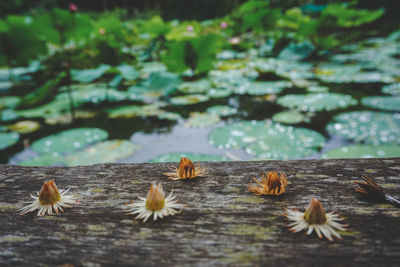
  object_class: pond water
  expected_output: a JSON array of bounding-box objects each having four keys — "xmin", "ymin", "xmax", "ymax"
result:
[{"xmin": 1, "ymin": 33, "xmax": 400, "ymax": 165}]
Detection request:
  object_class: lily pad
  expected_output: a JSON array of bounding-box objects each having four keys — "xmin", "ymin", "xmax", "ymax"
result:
[
  {"xmin": 106, "ymin": 104, "xmax": 164, "ymax": 118},
  {"xmin": 149, "ymin": 152, "xmax": 227, "ymax": 162},
  {"xmin": 185, "ymin": 112, "xmax": 220, "ymax": 128},
  {"xmin": 382, "ymin": 83, "xmax": 400, "ymax": 96},
  {"xmin": 234, "ymin": 81, "xmax": 290, "ymax": 95},
  {"xmin": 206, "ymin": 88, "xmax": 233, "ymax": 98},
  {"xmin": 19, "ymin": 153, "xmax": 65, "ymax": 166},
  {"xmin": 7, "ymin": 120, "xmax": 40, "ymax": 134},
  {"xmin": 141, "ymin": 72, "xmax": 181, "ymax": 95},
  {"xmin": 1, "ymin": 109, "xmax": 19, "ymax": 122},
  {"xmin": 209, "ymin": 120, "xmax": 325, "ymax": 160},
  {"xmin": 0, "ymin": 132, "xmax": 19, "ymax": 150},
  {"xmin": 65, "ymin": 140, "xmax": 140, "ymax": 166},
  {"xmin": 272, "ymin": 111, "xmax": 309, "ymax": 124},
  {"xmin": 57, "ymin": 87, "xmax": 128, "ymax": 105},
  {"xmin": 323, "ymin": 144, "xmax": 400, "ymax": 159},
  {"xmin": 117, "ymin": 64, "xmax": 139, "ymax": 81},
  {"xmin": 158, "ymin": 112, "xmax": 181, "ymax": 121},
  {"xmin": 0, "ymin": 96, "xmax": 21, "ymax": 109},
  {"xmin": 306, "ymin": 86, "xmax": 329, "ymax": 93},
  {"xmin": 361, "ymin": 96, "xmax": 400, "ymax": 112},
  {"xmin": 178, "ymin": 79, "xmax": 212, "ymax": 94},
  {"xmin": 169, "ymin": 94, "xmax": 210, "ymax": 105},
  {"xmin": 71, "ymin": 64, "xmax": 111, "ymax": 83},
  {"xmin": 277, "ymin": 93, "xmax": 357, "ymax": 112},
  {"xmin": 16, "ymin": 98, "xmax": 71, "ymax": 120},
  {"xmin": 326, "ymin": 111, "xmax": 400, "ymax": 145},
  {"xmin": 31, "ymin": 128, "xmax": 108, "ymax": 154},
  {"xmin": 278, "ymin": 41, "xmax": 315, "ymax": 61},
  {"xmin": 139, "ymin": 62, "xmax": 168, "ymax": 78},
  {"xmin": 207, "ymin": 105, "xmax": 237, "ymax": 117}
]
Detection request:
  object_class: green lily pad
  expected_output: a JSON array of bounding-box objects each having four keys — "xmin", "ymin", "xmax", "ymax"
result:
[
  {"xmin": 16, "ymin": 98, "xmax": 70, "ymax": 120},
  {"xmin": 65, "ymin": 140, "xmax": 140, "ymax": 166},
  {"xmin": 0, "ymin": 96, "xmax": 21, "ymax": 109},
  {"xmin": 277, "ymin": 93, "xmax": 357, "ymax": 112},
  {"xmin": 209, "ymin": 120, "xmax": 325, "ymax": 160},
  {"xmin": 1, "ymin": 109, "xmax": 19, "ymax": 121},
  {"xmin": 7, "ymin": 120, "xmax": 40, "ymax": 134},
  {"xmin": 306, "ymin": 86, "xmax": 329, "ymax": 93},
  {"xmin": 117, "ymin": 64, "xmax": 139, "ymax": 81},
  {"xmin": 141, "ymin": 72, "xmax": 181, "ymax": 95},
  {"xmin": 31, "ymin": 128, "xmax": 108, "ymax": 154},
  {"xmin": 234, "ymin": 81, "xmax": 290, "ymax": 95},
  {"xmin": 206, "ymin": 88, "xmax": 233, "ymax": 98},
  {"xmin": 323, "ymin": 145, "xmax": 400, "ymax": 159},
  {"xmin": 361, "ymin": 96, "xmax": 400, "ymax": 112},
  {"xmin": 0, "ymin": 81, "xmax": 12, "ymax": 92},
  {"xmin": 149, "ymin": 152, "xmax": 227, "ymax": 162},
  {"xmin": 185, "ymin": 112, "xmax": 221, "ymax": 128},
  {"xmin": 169, "ymin": 94, "xmax": 210, "ymax": 105},
  {"xmin": 272, "ymin": 111, "xmax": 309, "ymax": 124},
  {"xmin": 106, "ymin": 104, "xmax": 164, "ymax": 118},
  {"xmin": 0, "ymin": 132, "xmax": 19, "ymax": 150},
  {"xmin": 57, "ymin": 87, "xmax": 128, "ymax": 105},
  {"xmin": 139, "ymin": 62, "xmax": 168, "ymax": 78},
  {"xmin": 158, "ymin": 112, "xmax": 182, "ymax": 121},
  {"xmin": 71, "ymin": 64, "xmax": 111, "ymax": 83},
  {"xmin": 178, "ymin": 79, "xmax": 212, "ymax": 94},
  {"xmin": 207, "ymin": 105, "xmax": 237, "ymax": 117},
  {"xmin": 326, "ymin": 111, "xmax": 400, "ymax": 145},
  {"xmin": 19, "ymin": 153, "xmax": 65, "ymax": 166},
  {"xmin": 278, "ymin": 41, "xmax": 315, "ymax": 61},
  {"xmin": 382, "ymin": 83, "xmax": 400, "ymax": 96}
]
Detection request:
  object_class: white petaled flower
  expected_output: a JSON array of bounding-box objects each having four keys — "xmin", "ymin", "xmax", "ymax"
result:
[
  {"xmin": 19, "ymin": 180, "xmax": 78, "ymax": 216},
  {"xmin": 285, "ymin": 198, "xmax": 347, "ymax": 241},
  {"xmin": 126, "ymin": 183, "xmax": 185, "ymax": 222}
]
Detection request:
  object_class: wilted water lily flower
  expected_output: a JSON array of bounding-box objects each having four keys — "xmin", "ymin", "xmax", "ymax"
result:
[
  {"xmin": 285, "ymin": 198, "xmax": 347, "ymax": 241},
  {"xmin": 354, "ymin": 175, "xmax": 400, "ymax": 206},
  {"xmin": 248, "ymin": 171, "xmax": 287, "ymax": 196},
  {"xmin": 229, "ymin": 37, "xmax": 241, "ymax": 45},
  {"xmin": 126, "ymin": 183, "xmax": 185, "ymax": 222},
  {"xmin": 164, "ymin": 157, "xmax": 208, "ymax": 180},
  {"xmin": 69, "ymin": 3, "xmax": 78, "ymax": 12},
  {"xmin": 220, "ymin": 21, "xmax": 228, "ymax": 29},
  {"xmin": 19, "ymin": 180, "xmax": 78, "ymax": 216},
  {"xmin": 186, "ymin": 25, "xmax": 194, "ymax": 32}
]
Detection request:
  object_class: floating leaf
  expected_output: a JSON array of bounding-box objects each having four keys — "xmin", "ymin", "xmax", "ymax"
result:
[
  {"xmin": 31, "ymin": 128, "xmax": 108, "ymax": 154},
  {"xmin": 0, "ymin": 132, "xmax": 19, "ymax": 150},
  {"xmin": 361, "ymin": 96, "xmax": 400, "ymax": 112},
  {"xmin": 169, "ymin": 94, "xmax": 209, "ymax": 105},
  {"xmin": 206, "ymin": 88, "xmax": 233, "ymax": 98},
  {"xmin": 272, "ymin": 111, "xmax": 309, "ymax": 124},
  {"xmin": 234, "ymin": 81, "xmax": 290, "ymax": 95},
  {"xmin": 106, "ymin": 104, "xmax": 163, "ymax": 118},
  {"xmin": 278, "ymin": 41, "xmax": 315, "ymax": 61},
  {"xmin": 0, "ymin": 96, "xmax": 21, "ymax": 109},
  {"xmin": 306, "ymin": 85, "xmax": 329, "ymax": 93},
  {"xmin": 158, "ymin": 112, "xmax": 181, "ymax": 121},
  {"xmin": 209, "ymin": 120, "xmax": 325, "ymax": 160},
  {"xmin": 326, "ymin": 111, "xmax": 400, "ymax": 145},
  {"xmin": 382, "ymin": 83, "xmax": 400, "ymax": 96},
  {"xmin": 207, "ymin": 105, "xmax": 237, "ymax": 117},
  {"xmin": 178, "ymin": 79, "xmax": 212, "ymax": 94},
  {"xmin": 277, "ymin": 93, "xmax": 357, "ymax": 112},
  {"xmin": 149, "ymin": 152, "xmax": 227, "ymax": 162},
  {"xmin": 65, "ymin": 140, "xmax": 140, "ymax": 166},
  {"xmin": 1, "ymin": 109, "xmax": 19, "ymax": 122},
  {"xmin": 57, "ymin": 87, "xmax": 128, "ymax": 105},
  {"xmin": 323, "ymin": 145, "xmax": 400, "ymax": 159},
  {"xmin": 19, "ymin": 153, "xmax": 65, "ymax": 166},
  {"xmin": 71, "ymin": 64, "xmax": 111, "ymax": 83},
  {"xmin": 7, "ymin": 120, "xmax": 40, "ymax": 134},
  {"xmin": 117, "ymin": 64, "xmax": 139, "ymax": 81},
  {"xmin": 185, "ymin": 112, "xmax": 220, "ymax": 128}
]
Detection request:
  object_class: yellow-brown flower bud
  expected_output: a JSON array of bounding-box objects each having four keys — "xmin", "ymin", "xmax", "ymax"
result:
[
  {"xmin": 178, "ymin": 157, "xmax": 196, "ymax": 178},
  {"xmin": 248, "ymin": 171, "xmax": 287, "ymax": 196},
  {"xmin": 38, "ymin": 180, "xmax": 61, "ymax": 205},
  {"xmin": 145, "ymin": 183, "xmax": 165, "ymax": 211},
  {"xmin": 304, "ymin": 198, "xmax": 327, "ymax": 225}
]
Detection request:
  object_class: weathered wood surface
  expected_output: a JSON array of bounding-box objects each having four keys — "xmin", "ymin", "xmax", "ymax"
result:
[{"xmin": 1, "ymin": 158, "xmax": 400, "ymax": 266}]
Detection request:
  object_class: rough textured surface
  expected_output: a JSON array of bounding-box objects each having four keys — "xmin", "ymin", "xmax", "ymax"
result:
[{"xmin": 1, "ymin": 158, "xmax": 400, "ymax": 266}]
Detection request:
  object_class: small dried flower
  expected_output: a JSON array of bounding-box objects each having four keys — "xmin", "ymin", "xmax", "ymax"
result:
[
  {"xmin": 126, "ymin": 183, "xmax": 185, "ymax": 222},
  {"xmin": 354, "ymin": 175, "xmax": 400, "ymax": 206},
  {"xmin": 248, "ymin": 171, "xmax": 287, "ymax": 196},
  {"xmin": 163, "ymin": 157, "xmax": 208, "ymax": 180},
  {"xmin": 285, "ymin": 198, "xmax": 347, "ymax": 241},
  {"xmin": 69, "ymin": 3, "xmax": 78, "ymax": 12},
  {"xmin": 19, "ymin": 180, "xmax": 78, "ymax": 216},
  {"xmin": 98, "ymin": 28, "xmax": 106, "ymax": 35}
]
